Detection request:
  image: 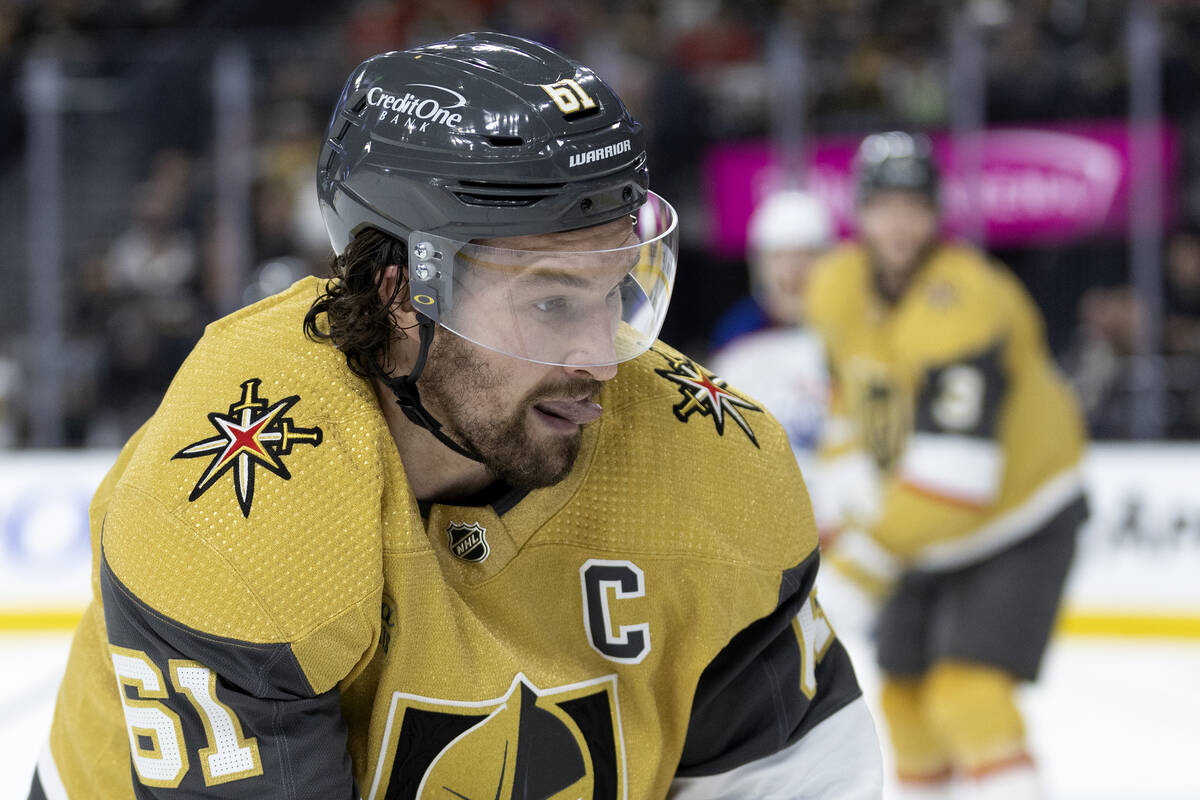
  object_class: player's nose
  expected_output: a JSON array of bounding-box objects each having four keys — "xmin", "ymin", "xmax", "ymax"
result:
[
  {"xmin": 561, "ymin": 311, "xmax": 619, "ymax": 381},
  {"xmin": 566, "ymin": 360, "xmax": 618, "ymax": 382}
]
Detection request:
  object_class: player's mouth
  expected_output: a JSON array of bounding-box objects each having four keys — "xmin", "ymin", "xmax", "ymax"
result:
[{"xmin": 532, "ymin": 396, "xmax": 603, "ymax": 432}]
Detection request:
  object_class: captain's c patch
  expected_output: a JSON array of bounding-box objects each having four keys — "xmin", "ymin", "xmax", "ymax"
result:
[{"xmin": 172, "ymin": 378, "xmax": 323, "ymax": 517}]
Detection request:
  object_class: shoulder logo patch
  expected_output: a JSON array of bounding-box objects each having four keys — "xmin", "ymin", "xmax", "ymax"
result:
[
  {"xmin": 172, "ymin": 378, "xmax": 323, "ymax": 517},
  {"xmin": 446, "ymin": 521, "xmax": 490, "ymax": 563},
  {"xmin": 652, "ymin": 348, "xmax": 762, "ymax": 447}
]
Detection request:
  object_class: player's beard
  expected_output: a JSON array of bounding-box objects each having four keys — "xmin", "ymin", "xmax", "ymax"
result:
[
  {"xmin": 418, "ymin": 330, "xmax": 600, "ymax": 489},
  {"xmin": 866, "ymin": 238, "xmax": 937, "ymax": 304}
]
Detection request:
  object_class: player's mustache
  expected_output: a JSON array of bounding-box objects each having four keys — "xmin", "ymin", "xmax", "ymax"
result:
[{"xmin": 526, "ymin": 377, "xmax": 603, "ymax": 405}]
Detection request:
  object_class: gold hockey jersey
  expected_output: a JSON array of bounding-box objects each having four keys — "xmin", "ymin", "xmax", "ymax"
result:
[
  {"xmin": 805, "ymin": 242, "xmax": 1087, "ymax": 569},
  {"xmin": 34, "ymin": 277, "xmax": 867, "ymax": 799}
]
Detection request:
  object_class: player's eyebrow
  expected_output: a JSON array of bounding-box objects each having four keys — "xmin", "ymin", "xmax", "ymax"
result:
[
  {"xmin": 520, "ymin": 257, "xmax": 637, "ymax": 288},
  {"xmin": 519, "ymin": 267, "xmax": 593, "ymax": 288}
]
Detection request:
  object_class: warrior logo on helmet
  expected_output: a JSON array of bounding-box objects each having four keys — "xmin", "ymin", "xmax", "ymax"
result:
[
  {"xmin": 569, "ymin": 139, "xmax": 632, "ymax": 169},
  {"xmin": 375, "ymin": 673, "xmax": 627, "ymax": 800}
]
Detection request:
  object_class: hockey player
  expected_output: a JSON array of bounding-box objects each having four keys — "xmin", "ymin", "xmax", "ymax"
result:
[
  {"xmin": 806, "ymin": 132, "xmax": 1088, "ymax": 800},
  {"xmin": 29, "ymin": 33, "xmax": 882, "ymax": 800},
  {"xmin": 711, "ymin": 189, "xmax": 834, "ymax": 499},
  {"xmin": 711, "ymin": 188, "xmax": 834, "ymax": 351}
]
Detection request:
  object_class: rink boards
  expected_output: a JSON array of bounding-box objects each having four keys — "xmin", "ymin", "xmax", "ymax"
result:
[{"xmin": 1, "ymin": 444, "xmax": 1198, "ymax": 637}]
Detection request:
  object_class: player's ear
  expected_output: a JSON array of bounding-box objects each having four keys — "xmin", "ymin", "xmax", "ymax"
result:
[{"xmin": 378, "ymin": 263, "xmax": 415, "ymax": 316}]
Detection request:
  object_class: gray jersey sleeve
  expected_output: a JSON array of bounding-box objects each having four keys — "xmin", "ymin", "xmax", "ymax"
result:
[
  {"xmin": 96, "ymin": 551, "xmax": 357, "ymax": 799},
  {"xmin": 673, "ymin": 551, "xmax": 877, "ymax": 787}
]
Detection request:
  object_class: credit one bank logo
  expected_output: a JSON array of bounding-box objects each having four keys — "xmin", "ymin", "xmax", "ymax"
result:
[{"xmin": 367, "ymin": 83, "xmax": 466, "ymax": 132}]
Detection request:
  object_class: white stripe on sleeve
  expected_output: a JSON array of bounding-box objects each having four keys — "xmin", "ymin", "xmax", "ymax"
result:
[
  {"xmin": 37, "ymin": 739, "xmax": 71, "ymax": 800},
  {"xmin": 668, "ymin": 697, "xmax": 883, "ymax": 800},
  {"xmin": 899, "ymin": 432, "xmax": 1004, "ymax": 506}
]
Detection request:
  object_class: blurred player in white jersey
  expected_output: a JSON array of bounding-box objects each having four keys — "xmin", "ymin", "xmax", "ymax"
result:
[{"xmin": 711, "ymin": 189, "xmax": 833, "ymax": 492}]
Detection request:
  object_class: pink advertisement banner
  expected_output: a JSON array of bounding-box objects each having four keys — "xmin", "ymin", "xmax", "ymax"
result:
[{"xmin": 704, "ymin": 121, "xmax": 1179, "ymax": 256}]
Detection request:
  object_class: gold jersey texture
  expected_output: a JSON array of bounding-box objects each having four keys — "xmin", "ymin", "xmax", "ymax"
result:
[
  {"xmin": 38, "ymin": 277, "xmax": 862, "ymax": 800},
  {"xmin": 806, "ymin": 242, "xmax": 1088, "ymax": 568}
]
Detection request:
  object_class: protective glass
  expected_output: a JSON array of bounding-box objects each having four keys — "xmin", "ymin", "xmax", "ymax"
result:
[{"xmin": 407, "ymin": 191, "xmax": 677, "ymax": 367}]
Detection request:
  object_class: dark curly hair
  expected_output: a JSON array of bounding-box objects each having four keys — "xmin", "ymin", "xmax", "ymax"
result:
[{"xmin": 303, "ymin": 228, "xmax": 411, "ymax": 378}]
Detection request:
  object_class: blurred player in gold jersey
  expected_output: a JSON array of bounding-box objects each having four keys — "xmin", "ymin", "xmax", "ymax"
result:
[
  {"xmin": 806, "ymin": 132, "xmax": 1088, "ymax": 800},
  {"xmin": 29, "ymin": 33, "xmax": 882, "ymax": 800}
]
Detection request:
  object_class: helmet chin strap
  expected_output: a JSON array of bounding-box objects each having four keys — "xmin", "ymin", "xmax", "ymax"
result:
[{"xmin": 375, "ymin": 316, "xmax": 485, "ymax": 463}]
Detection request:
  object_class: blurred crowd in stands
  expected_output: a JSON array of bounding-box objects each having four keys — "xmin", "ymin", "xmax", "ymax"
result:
[{"xmin": 2, "ymin": 0, "xmax": 1200, "ymax": 445}]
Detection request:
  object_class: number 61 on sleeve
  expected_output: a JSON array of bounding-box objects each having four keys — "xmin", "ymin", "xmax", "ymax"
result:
[{"xmin": 109, "ymin": 645, "xmax": 263, "ymax": 788}]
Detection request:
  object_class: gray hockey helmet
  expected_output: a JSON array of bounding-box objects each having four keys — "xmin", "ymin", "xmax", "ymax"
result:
[
  {"xmin": 318, "ymin": 31, "xmax": 651, "ymax": 254},
  {"xmin": 317, "ymin": 32, "xmax": 677, "ymax": 370},
  {"xmin": 855, "ymin": 131, "xmax": 940, "ymax": 206}
]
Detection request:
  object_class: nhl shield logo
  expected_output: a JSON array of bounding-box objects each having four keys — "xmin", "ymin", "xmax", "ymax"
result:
[{"xmin": 447, "ymin": 521, "xmax": 490, "ymax": 563}]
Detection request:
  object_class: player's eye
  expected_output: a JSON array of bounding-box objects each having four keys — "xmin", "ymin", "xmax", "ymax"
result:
[{"xmin": 534, "ymin": 296, "xmax": 569, "ymax": 314}]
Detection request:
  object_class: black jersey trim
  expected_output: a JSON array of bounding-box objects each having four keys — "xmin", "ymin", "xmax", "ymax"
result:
[
  {"xmin": 914, "ymin": 340, "xmax": 1007, "ymax": 440},
  {"xmin": 674, "ymin": 551, "xmax": 864, "ymax": 778},
  {"xmin": 26, "ymin": 770, "xmax": 48, "ymax": 800},
  {"xmin": 100, "ymin": 549, "xmax": 316, "ymax": 698}
]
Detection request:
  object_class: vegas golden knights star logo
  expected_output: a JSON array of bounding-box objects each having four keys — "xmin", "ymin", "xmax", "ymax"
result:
[
  {"xmin": 652, "ymin": 349, "xmax": 761, "ymax": 447},
  {"xmin": 367, "ymin": 674, "xmax": 627, "ymax": 800},
  {"xmin": 173, "ymin": 378, "xmax": 323, "ymax": 517},
  {"xmin": 447, "ymin": 522, "xmax": 490, "ymax": 563}
]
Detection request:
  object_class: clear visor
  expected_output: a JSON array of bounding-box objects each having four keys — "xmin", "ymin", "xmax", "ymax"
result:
[{"xmin": 408, "ymin": 191, "xmax": 677, "ymax": 368}]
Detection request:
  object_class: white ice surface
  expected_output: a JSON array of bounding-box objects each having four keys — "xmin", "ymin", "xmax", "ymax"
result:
[
  {"xmin": 842, "ymin": 630, "xmax": 1200, "ymax": 800},
  {"xmin": 1, "ymin": 634, "xmax": 71, "ymax": 794}
]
